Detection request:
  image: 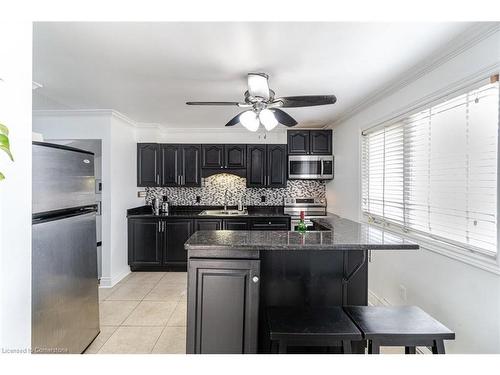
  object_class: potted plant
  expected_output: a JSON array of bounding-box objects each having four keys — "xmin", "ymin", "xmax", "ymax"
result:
[{"xmin": 0, "ymin": 123, "xmax": 14, "ymax": 180}]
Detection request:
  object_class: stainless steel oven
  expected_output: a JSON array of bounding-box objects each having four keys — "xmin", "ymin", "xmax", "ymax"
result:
[
  {"xmin": 288, "ymin": 155, "xmax": 334, "ymax": 180},
  {"xmin": 284, "ymin": 197, "xmax": 328, "ymax": 231}
]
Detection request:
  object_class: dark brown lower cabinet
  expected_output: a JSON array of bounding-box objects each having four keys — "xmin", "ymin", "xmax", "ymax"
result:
[
  {"xmin": 194, "ymin": 219, "xmax": 223, "ymax": 231},
  {"xmin": 223, "ymin": 219, "xmax": 249, "ymax": 230},
  {"xmin": 128, "ymin": 217, "xmax": 192, "ymax": 271},
  {"xmin": 164, "ymin": 219, "xmax": 193, "ymax": 265},
  {"xmin": 128, "ymin": 218, "xmax": 162, "ymax": 266},
  {"xmin": 128, "ymin": 216, "xmax": 289, "ymax": 271},
  {"xmin": 187, "ymin": 259, "xmax": 260, "ymax": 354}
]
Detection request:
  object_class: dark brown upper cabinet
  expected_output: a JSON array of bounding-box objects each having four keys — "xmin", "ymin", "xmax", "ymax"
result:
[
  {"xmin": 246, "ymin": 144, "xmax": 287, "ymax": 188},
  {"xmin": 267, "ymin": 144, "xmax": 287, "ymax": 187},
  {"xmin": 202, "ymin": 144, "xmax": 246, "ymax": 169},
  {"xmin": 202, "ymin": 145, "xmax": 224, "ymax": 168},
  {"xmin": 180, "ymin": 145, "xmax": 201, "ymax": 186},
  {"xmin": 160, "ymin": 144, "xmax": 180, "ymax": 186},
  {"xmin": 287, "ymin": 130, "xmax": 332, "ymax": 155},
  {"xmin": 225, "ymin": 145, "xmax": 246, "ymax": 168},
  {"xmin": 137, "ymin": 143, "xmax": 201, "ymax": 187},
  {"xmin": 137, "ymin": 143, "xmax": 160, "ymax": 187},
  {"xmin": 287, "ymin": 131, "xmax": 310, "ymax": 155}
]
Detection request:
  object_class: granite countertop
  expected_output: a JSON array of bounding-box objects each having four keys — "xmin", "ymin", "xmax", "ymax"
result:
[
  {"xmin": 185, "ymin": 214, "xmax": 419, "ymax": 251},
  {"xmin": 127, "ymin": 205, "xmax": 290, "ymax": 219}
]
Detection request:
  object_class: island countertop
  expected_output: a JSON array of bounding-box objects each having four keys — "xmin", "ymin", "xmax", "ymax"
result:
[{"xmin": 184, "ymin": 214, "xmax": 419, "ymax": 254}]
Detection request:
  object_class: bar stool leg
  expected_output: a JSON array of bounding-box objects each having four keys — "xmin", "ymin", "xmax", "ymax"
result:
[
  {"xmin": 278, "ymin": 339, "xmax": 287, "ymax": 354},
  {"xmin": 405, "ymin": 346, "xmax": 416, "ymax": 354},
  {"xmin": 368, "ymin": 340, "xmax": 380, "ymax": 354},
  {"xmin": 342, "ymin": 340, "xmax": 352, "ymax": 354},
  {"xmin": 432, "ymin": 340, "xmax": 445, "ymax": 354}
]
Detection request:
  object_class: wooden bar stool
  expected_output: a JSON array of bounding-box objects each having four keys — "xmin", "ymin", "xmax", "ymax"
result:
[
  {"xmin": 344, "ymin": 306, "xmax": 455, "ymax": 354},
  {"xmin": 267, "ymin": 307, "xmax": 363, "ymax": 354}
]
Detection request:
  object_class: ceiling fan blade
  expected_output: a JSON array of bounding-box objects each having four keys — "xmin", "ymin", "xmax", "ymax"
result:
[
  {"xmin": 275, "ymin": 95, "xmax": 337, "ymax": 108},
  {"xmin": 247, "ymin": 73, "xmax": 270, "ymax": 100},
  {"xmin": 224, "ymin": 112, "xmax": 243, "ymax": 127},
  {"xmin": 272, "ymin": 109, "xmax": 298, "ymax": 127},
  {"xmin": 186, "ymin": 101, "xmax": 242, "ymax": 106}
]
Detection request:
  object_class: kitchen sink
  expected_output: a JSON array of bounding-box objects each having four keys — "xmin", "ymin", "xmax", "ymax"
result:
[{"xmin": 199, "ymin": 209, "xmax": 248, "ymax": 216}]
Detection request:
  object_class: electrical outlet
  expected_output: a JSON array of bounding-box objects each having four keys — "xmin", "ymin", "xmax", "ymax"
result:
[
  {"xmin": 137, "ymin": 191, "xmax": 147, "ymax": 198},
  {"xmin": 196, "ymin": 196, "xmax": 201, "ymax": 203},
  {"xmin": 261, "ymin": 195, "xmax": 266, "ymax": 203},
  {"xmin": 399, "ymin": 285, "xmax": 407, "ymax": 302}
]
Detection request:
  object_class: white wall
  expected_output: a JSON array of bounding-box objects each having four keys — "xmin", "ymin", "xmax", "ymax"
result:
[
  {"xmin": 0, "ymin": 21, "xmax": 32, "ymax": 352},
  {"xmin": 109, "ymin": 115, "xmax": 142, "ymax": 284},
  {"xmin": 326, "ymin": 28, "xmax": 500, "ymax": 353},
  {"xmin": 32, "ymin": 110, "xmax": 141, "ymax": 287}
]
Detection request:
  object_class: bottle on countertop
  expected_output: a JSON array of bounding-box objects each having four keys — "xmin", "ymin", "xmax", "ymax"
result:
[
  {"xmin": 297, "ymin": 210, "xmax": 307, "ymax": 234},
  {"xmin": 152, "ymin": 197, "xmax": 161, "ymax": 216}
]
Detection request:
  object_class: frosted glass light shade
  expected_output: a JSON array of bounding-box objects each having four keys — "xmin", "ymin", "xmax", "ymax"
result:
[
  {"xmin": 259, "ymin": 109, "xmax": 278, "ymax": 131},
  {"xmin": 240, "ymin": 110, "xmax": 260, "ymax": 132}
]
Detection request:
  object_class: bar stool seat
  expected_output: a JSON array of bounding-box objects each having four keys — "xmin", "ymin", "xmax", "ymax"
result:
[
  {"xmin": 267, "ymin": 306, "xmax": 363, "ymax": 354},
  {"xmin": 344, "ymin": 306, "xmax": 455, "ymax": 354}
]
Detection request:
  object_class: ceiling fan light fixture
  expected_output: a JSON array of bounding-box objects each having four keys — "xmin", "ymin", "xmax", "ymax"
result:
[
  {"xmin": 240, "ymin": 110, "xmax": 260, "ymax": 132},
  {"xmin": 259, "ymin": 109, "xmax": 278, "ymax": 131}
]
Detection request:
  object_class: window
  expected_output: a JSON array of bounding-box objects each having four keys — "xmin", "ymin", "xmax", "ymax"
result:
[{"xmin": 362, "ymin": 79, "xmax": 499, "ymax": 257}]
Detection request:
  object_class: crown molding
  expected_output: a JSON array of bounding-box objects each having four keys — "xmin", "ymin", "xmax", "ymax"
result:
[
  {"xmin": 328, "ymin": 22, "xmax": 500, "ymax": 128},
  {"xmin": 32, "ymin": 108, "xmax": 139, "ymax": 127}
]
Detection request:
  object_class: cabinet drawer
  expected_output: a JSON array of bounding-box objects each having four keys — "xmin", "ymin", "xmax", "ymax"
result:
[{"xmin": 250, "ymin": 218, "xmax": 290, "ymax": 231}]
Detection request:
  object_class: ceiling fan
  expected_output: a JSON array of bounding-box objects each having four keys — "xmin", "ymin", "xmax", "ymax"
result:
[{"xmin": 186, "ymin": 73, "xmax": 337, "ymax": 131}]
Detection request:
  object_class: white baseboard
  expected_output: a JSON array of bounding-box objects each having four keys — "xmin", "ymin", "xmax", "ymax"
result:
[
  {"xmin": 99, "ymin": 268, "xmax": 131, "ymax": 288},
  {"xmin": 367, "ymin": 289, "xmax": 432, "ymax": 355}
]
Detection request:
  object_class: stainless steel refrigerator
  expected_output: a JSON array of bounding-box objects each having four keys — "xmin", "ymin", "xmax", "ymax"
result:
[{"xmin": 32, "ymin": 142, "xmax": 100, "ymax": 354}]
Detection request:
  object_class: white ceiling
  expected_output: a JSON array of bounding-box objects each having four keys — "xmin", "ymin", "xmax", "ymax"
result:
[{"xmin": 33, "ymin": 22, "xmax": 474, "ymax": 129}]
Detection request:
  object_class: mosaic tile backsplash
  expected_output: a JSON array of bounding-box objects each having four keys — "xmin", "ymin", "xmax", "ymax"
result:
[{"xmin": 145, "ymin": 173, "xmax": 326, "ymax": 206}]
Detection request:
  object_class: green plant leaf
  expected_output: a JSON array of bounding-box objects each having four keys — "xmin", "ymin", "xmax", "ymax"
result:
[
  {"xmin": 0, "ymin": 172, "xmax": 4, "ymax": 180},
  {"xmin": 0, "ymin": 134, "xmax": 14, "ymax": 161},
  {"xmin": 0, "ymin": 123, "xmax": 8, "ymax": 136}
]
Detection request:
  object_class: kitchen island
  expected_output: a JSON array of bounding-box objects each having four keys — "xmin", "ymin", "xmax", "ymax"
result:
[{"xmin": 184, "ymin": 214, "xmax": 419, "ymax": 354}]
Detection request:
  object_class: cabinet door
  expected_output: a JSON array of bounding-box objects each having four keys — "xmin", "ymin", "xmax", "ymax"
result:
[
  {"xmin": 223, "ymin": 219, "xmax": 249, "ymax": 230},
  {"xmin": 137, "ymin": 143, "xmax": 160, "ymax": 187},
  {"xmin": 202, "ymin": 144, "xmax": 224, "ymax": 169},
  {"xmin": 187, "ymin": 259, "xmax": 260, "ymax": 354},
  {"xmin": 160, "ymin": 144, "xmax": 180, "ymax": 186},
  {"xmin": 310, "ymin": 130, "xmax": 332, "ymax": 155},
  {"xmin": 195, "ymin": 219, "xmax": 223, "ymax": 231},
  {"xmin": 287, "ymin": 131, "xmax": 310, "ymax": 155},
  {"xmin": 225, "ymin": 144, "xmax": 246, "ymax": 168},
  {"xmin": 181, "ymin": 145, "xmax": 201, "ymax": 187},
  {"xmin": 267, "ymin": 144, "xmax": 287, "ymax": 187},
  {"xmin": 128, "ymin": 218, "xmax": 161, "ymax": 266},
  {"xmin": 164, "ymin": 219, "xmax": 193, "ymax": 264},
  {"xmin": 246, "ymin": 144, "xmax": 267, "ymax": 187}
]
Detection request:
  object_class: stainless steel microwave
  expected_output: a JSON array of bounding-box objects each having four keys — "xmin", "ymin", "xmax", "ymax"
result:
[{"xmin": 288, "ymin": 155, "xmax": 334, "ymax": 180}]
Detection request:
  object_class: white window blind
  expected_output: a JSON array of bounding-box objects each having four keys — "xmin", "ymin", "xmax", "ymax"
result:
[{"xmin": 362, "ymin": 80, "xmax": 499, "ymax": 256}]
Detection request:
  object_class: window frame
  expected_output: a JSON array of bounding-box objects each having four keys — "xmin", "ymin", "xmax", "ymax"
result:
[{"xmin": 359, "ymin": 74, "xmax": 500, "ymax": 272}]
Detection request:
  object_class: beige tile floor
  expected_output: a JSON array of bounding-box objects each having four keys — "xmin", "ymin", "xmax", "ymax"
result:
[
  {"xmin": 85, "ymin": 271, "xmax": 187, "ymax": 354},
  {"xmin": 86, "ymin": 271, "xmax": 402, "ymax": 354}
]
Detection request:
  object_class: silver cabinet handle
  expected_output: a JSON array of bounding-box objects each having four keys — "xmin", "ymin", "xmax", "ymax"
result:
[
  {"xmin": 157, "ymin": 174, "xmax": 160, "ymax": 185},
  {"xmin": 252, "ymin": 276, "xmax": 259, "ymax": 283}
]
